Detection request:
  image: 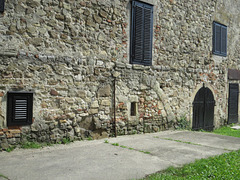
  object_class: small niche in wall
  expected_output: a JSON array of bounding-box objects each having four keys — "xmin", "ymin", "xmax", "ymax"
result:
[{"xmin": 130, "ymin": 102, "xmax": 137, "ymax": 116}]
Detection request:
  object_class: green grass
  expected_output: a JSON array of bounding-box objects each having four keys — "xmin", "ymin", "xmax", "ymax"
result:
[
  {"xmin": 142, "ymin": 150, "xmax": 240, "ymax": 180},
  {"xmin": 87, "ymin": 137, "xmax": 93, "ymax": 141},
  {"xmin": 161, "ymin": 137, "xmax": 200, "ymax": 146},
  {"xmin": 20, "ymin": 141, "xmax": 51, "ymax": 149},
  {"xmin": 5, "ymin": 137, "xmax": 76, "ymax": 152},
  {"xmin": 6, "ymin": 146, "xmax": 16, "ymax": 152},
  {"xmin": 141, "ymin": 125, "xmax": 240, "ymax": 180},
  {"xmin": 213, "ymin": 126, "xmax": 240, "ymax": 138},
  {"xmin": 108, "ymin": 141, "xmax": 151, "ymax": 154},
  {"xmin": 0, "ymin": 174, "xmax": 9, "ymax": 180},
  {"xmin": 111, "ymin": 143, "xmax": 119, "ymax": 146},
  {"xmin": 62, "ymin": 137, "xmax": 73, "ymax": 144}
]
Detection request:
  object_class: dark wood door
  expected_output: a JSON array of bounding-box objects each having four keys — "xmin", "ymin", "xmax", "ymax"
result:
[
  {"xmin": 228, "ymin": 83, "xmax": 239, "ymax": 124},
  {"xmin": 193, "ymin": 87, "xmax": 215, "ymax": 131}
]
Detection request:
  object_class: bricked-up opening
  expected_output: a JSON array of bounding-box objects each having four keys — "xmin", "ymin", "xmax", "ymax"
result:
[
  {"xmin": 7, "ymin": 92, "xmax": 33, "ymax": 127},
  {"xmin": 130, "ymin": 102, "xmax": 137, "ymax": 116}
]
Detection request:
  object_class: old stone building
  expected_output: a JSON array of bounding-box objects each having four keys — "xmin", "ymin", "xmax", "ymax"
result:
[{"xmin": 0, "ymin": 0, "xmax": 240, "ymax": 149}]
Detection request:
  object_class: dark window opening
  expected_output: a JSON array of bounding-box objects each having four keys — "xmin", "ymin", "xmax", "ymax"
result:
[
  {"xmin": 131, "ymin": 102, "xmax": 137, "ymax": 116},
  {"xmin": 130, "ymin": 0, "xmax": 153, "ymax": 66},
  {"xmin": 0, "ymin": 0, "xmax": 5, "ymax": 13},
  {"xmin": 213, "ymin": 21, "xmax": 227, "ymax": 57},
  {"xmin": 7, "ymin": 92, "xmax": 33, "ymax": 127}
]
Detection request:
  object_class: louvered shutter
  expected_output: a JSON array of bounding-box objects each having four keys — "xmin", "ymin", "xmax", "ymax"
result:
[
  {"xmin": 143, "ymin": 5, "xmax": 153, "ymax": 65},
  {"xmin": 213, "ymin": 22, "xmax": 227, "ymax": 56},
  {"xmin": 221, "ymin": 25, "xmax": 227, "ymax": 56},
  {"xmin": 7, "ymin": 92, "xmax": 33, "ymax": 126},
  {"xmin": 214, "ymin": 23, "xmax": 221, "ymax": 54},
  {"xmin": 132, "ymin": 2, "xmax": 144, "ymax": 64},
  {"xmin": 0, "ymin": 0, "xmax": 5, "ymax": 13},
  {"xmin": 131, "ymin": 1, "xmax": 153, "ymax": 66}
]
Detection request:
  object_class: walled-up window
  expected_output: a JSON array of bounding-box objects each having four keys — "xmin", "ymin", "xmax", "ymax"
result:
[
  {"xmin": 130, "ymin": 0, "xmax": 153, "ymax": 66},
  {"xmin": 7, "ymin": 92, "xmax": 33, "ymax": 127},
  {"xmin": 213, "ymin": 22, "xmax": 227, "ymax": 57}
]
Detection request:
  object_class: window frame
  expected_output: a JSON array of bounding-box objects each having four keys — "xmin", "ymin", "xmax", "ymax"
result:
[
  {"xmin": 7, "ymin": 92, "xmax": 33, "ymax": 127},
  {"xmin": 130, "ymin": 0, "xmax": 154, "ymax": 66},
  {"xmin": 213, "ymin": 21, "xmax": 227, "ymax": 57}
]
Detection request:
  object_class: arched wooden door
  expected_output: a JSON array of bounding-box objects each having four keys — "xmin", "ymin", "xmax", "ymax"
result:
[{"xmin": 192, "ymin": 87, "xmax": 215, "ymax": 131}]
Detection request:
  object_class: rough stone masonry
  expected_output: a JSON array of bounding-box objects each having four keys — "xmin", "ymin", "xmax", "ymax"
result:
[{"xmin": 0, "ymin": 0, "xmax": 240, "ymax": 150}]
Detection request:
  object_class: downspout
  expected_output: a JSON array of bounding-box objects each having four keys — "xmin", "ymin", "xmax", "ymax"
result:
[{"xmin": 113, "ymin": 77, "xmax": 117, "ymax": 137}]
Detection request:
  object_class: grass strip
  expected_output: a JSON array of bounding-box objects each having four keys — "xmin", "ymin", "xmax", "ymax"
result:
[
  {"xmin": 142, "ymin": 150, "xmax": 240, "ymax": 180},
  {"xmin": 105, "ymin": 140, "xmax": 151, "ymax": 155},
  {"xmin": 213, "ymin": 126, "xmax": 240, "ymax": 138},
  {"xmin": 0, "ymin": 174, "xmax": 10, "ymax": 180}
]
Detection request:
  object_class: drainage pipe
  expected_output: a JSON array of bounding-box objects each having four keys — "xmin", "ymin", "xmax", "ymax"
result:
[{"xmin": 113, "ymin": 77, "xmax": 117, "ymax": 137}]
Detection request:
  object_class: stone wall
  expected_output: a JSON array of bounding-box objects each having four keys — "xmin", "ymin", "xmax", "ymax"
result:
[{"xmin": 0, "ymin": 0, "xmax": 240, "ymax": 150}]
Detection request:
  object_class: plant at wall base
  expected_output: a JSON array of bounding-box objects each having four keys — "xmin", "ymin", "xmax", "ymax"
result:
[
  {"xmin": 132, "ymin": 130, "xmax": 137, "ymax": 135},
  {"xmin": 6, "ymin": 146, "xmax": 16, "ymax": 152},
  {"xmin": 175, "ymin": 115, "xmax": 190, "ymax": 130},
  {"xmin": 86, "ymin": 137, "xmax": 93, "ymax": 141},
  {"xmin": 61, "ymin": 137, "xmax": 74, "ymax": 144},
  {"xmin": 20, "ymin": 141, "xmax": 42, "ymax": 149}
]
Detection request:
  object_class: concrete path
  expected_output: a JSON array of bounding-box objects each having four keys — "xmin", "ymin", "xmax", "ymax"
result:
[{"xmin": 0, "ymin": 131, "xmax": 239, "ymax": 180}]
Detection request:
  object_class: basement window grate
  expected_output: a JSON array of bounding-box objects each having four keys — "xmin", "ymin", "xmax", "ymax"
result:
[{"xmin": 7, "ymin": 92, "xmax": 33, "ymax": 126}]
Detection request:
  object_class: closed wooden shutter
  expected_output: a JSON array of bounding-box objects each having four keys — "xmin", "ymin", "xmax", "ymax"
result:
[
  {"xmin": 221, "ymin": 25, "xmax": 227, "ymax": 56},
  {"xmin": 213, "ymin": 22, "xmax": 227, "ymax": 56},
  {"xmin": 7, "ymin": 92, "xmax": 33, "ymax": 126},
  {"xmin": 214, "ymin": 23, "xmax": 221, "ymax": 54},
  {"xmin": 131, "ymin": 1, "xmax": 153, "ymax": 66}
]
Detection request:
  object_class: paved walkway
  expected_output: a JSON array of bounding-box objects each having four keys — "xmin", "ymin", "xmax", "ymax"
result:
[{"xmin": 0, "ymin": 131, "xmax": 240, "ymax": 180}]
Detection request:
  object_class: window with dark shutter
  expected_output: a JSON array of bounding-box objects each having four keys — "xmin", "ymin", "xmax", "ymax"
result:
[
  {"xmin": 213, "ymin": 22, "xmax": 227, "ymax": 57},
  {"xmin": 7, "ymin": 92, "xmax": 33, "ymax": 127},
  {"xmin": 131, "ymin": 0, "xmax": 153, "ymax": 66},
  {"xmin": 0, "ymin": 0, "xmax": 5, "ymax": 13}
]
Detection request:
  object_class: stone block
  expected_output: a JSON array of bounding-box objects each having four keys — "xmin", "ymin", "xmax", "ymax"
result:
[
  {"xmin": 8, "ymin": 129, "xmax": 21, "ymax": 134},
  {"xmin": 93, "ymin": 14, "xmax": 102, "ymax": 23},
  {"xmin": 101, "ymin": 100, "xmax": 111, "ymax": 106},
  {"xmin": 50, "ymin": 89, "xmax": 59, "ymax": 96},
  {"xmin": 31, "ymin": 124, "xmax": 41, "ymax": 132},
  {"xmin": 79, "ymin": 117, "xmax": 94, "ymax": 130},
  {"xmin": 91, "ymin": 101, "xmax": 99, "ymax": 108},
  {"xmin": 99, "ymin": 10, "xmax": 108, "ymax": 18},
  {"xmin": 67, "ymin": 113, "xmax": 75, "ymax": 119},
  {"xmin": 89, "ymin": 109, "xmax": 99, "ymax": 114},
  {"xmin": 98, "ymin": 85, "xmax": 111, "ymax": 97},
  {"xmin": 93, "ymin": 117, "xmax": 101, "ymax": 129},
  {"xmin": 59, "ymin": 120, "xmax": 67, "ymax": 123},
  {"xmin": 0, "ymin": 142, "xmax": 9, "ymax": 150},
  {"xmin": 112, "ymin": 71, "xmax": 121, "ymax": 78},
  {"xmin": 26, "ymin": 0, "xmax": 40, "ymax": 8}
]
